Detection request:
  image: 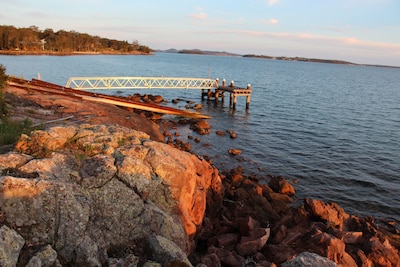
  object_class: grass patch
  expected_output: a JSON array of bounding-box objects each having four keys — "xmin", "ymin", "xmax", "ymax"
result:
[{"xmin": 0, "ymin": 118, "xmax": 41, "ymax": 146}]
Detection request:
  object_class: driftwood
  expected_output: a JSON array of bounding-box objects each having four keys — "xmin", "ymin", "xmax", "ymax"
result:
[{"xmin": 32, "ymin": 115, "xmax": 74, "ymax": 127}]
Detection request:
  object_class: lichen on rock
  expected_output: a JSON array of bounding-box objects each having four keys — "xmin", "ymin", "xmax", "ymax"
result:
[{"xmin": 0, "ymin": 124, "xmax": 223, "ymax": 266}]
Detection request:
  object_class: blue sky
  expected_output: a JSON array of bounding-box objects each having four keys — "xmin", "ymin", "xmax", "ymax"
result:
[{"xmin": 1, "ymin": 0, "xmax": 400, "ymax": 66}]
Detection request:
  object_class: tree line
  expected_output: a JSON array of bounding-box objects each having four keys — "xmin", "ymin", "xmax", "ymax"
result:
[{"xmin": 0, "ymin": 25, "xmax": 151, "ymax": 54}]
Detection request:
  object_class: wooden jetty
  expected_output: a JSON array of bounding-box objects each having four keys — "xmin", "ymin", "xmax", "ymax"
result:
[
  {"xmin": 66, "ymin": 77, "xmax": 252, "ymax": 110},
  {"xmin": 202, "ymin": 79, "xmax": 252, "ymax": 109}
]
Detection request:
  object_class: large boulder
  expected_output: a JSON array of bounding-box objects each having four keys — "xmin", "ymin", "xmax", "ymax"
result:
[
  {"xmin": 0, "ymin": 124, "xmax": 222, "ymax": 266},
  {"xmin": 0, "ymin": 225, "xmax": 25, "ymax": 267}
]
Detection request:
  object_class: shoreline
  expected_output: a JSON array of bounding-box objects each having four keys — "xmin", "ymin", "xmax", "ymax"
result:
[
  {"xmin": 0, "ymin": 50, "xmax": 152, "ymax": 56},
  {"xmin": 2, "ymin": 79, "xmax": 400, "ymax": 265}
]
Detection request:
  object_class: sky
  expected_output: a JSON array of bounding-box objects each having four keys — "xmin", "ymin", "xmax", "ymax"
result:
[{"xmin": 1, "ymin": 0, "xmax": 400, "ymax": 66}]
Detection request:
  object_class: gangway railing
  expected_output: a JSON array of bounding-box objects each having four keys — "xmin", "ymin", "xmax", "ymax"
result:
[{"xmin": 65, "ymin": 77, "xmax": 219, "ymax": 90}]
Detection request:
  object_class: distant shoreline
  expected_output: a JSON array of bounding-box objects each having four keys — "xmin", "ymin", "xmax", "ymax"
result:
[
  {"xmin": 242, "ymin": 54, "xmax": 400, "ymax": 69},
  {"xmin": 0, "ymin": 50, "xmax": 151, "ymax": 56},
  {"xmin": 2, "ymin": 49, "xmax": 399, "ymax": 69},
  {"xmin": 158, "ymin": 49, "xmax": 400, "ymax": 69}
]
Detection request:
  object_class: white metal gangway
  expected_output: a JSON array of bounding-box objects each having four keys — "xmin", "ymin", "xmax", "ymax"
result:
[{"xmin": 65, "ymin": 77, "xmax": 219, "ymax": 90}]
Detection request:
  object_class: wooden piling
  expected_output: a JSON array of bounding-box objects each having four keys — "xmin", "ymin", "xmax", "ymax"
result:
[{"xmin": 201, "ymin": 78, "xmax": 252, "ymax": 109}]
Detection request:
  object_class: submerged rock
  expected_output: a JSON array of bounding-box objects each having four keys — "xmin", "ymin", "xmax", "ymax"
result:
[
  {"xmin": 190, "ymin": 120, "xmax": 210, "ymax": 135},
  {"xmin": 228, "ymin": 148, "xmax": 242, "ymax": 155}
]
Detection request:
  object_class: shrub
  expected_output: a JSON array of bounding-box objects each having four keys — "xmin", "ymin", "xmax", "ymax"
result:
[
  {"xmin": 0, "ymin": 65, "xmax": 41, "ymax": 146},
  {"xmin": 0, "ymin": 64, "xmax": 8, "ymax": 118}
]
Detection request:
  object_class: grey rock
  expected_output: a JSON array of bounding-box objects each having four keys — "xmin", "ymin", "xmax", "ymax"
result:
[
  {"xmin": 26, "ymin": 244, "xmax": 57, "ymax": 267},
  {"xmin": 149, "ymin": 235, "xmax": 193, "ymax": 267},
  {"xmin": 0, "ymin": 225, "xmax": 25, "ymax": 267},
  {"xmin": 0, "ymin": 152, "xmax": 32, "ymax": 172},
  {"xmin": 0, "ymin": 124, "xmax": 222, "ymax": 265},
  {"xmin": 282, "ymin": 252, "xmax": 338, "ymax": 267}
]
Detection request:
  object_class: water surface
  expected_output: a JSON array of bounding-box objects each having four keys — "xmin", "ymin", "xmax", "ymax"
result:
[{"xmin": 1, "ymin": 53, "xmax": 399, "ymax": 222}]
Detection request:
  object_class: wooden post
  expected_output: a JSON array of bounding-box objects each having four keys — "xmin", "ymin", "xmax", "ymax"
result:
[
  {"xmin": 201, "ymin": 89, "xmax": 205, "ymax": 100},
  {"xmin": 207, "ymin": 89, "xmax": 211, "ymax": 100},
  {"xmin": 215, "ymin": 90, "xmax": 219, "ymax": 102},
  {"xmin": 246, "ymin": 84, "xmax": 251, "ymax": 109},
  {"xmin": 233, "ymin": 94, "xmax": 237, "ymax": 109},
  {"xmin": 222, "ymin": 79, "xmax": 226, "ymax": 86},
  {"xmin": 229, "ymin": 92, "xmax": 233, "ymax": 105}
]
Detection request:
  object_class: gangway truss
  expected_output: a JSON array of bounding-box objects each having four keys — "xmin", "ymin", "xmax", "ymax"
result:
[{"xmin": 65, "ymin": 77, "xmax": 219, "ymax": 90}]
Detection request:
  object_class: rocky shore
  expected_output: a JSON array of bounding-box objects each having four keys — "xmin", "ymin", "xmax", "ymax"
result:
[{"xmin": 1, "ymin": 84, "xmax": 399, "ymax": 266}]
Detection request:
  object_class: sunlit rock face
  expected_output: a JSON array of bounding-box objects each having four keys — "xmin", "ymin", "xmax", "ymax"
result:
[{"xmin": 0, "ymin": 124, "xmax": 222, "ymax": 266}]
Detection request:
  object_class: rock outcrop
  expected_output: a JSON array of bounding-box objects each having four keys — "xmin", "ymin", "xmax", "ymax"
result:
[
  {"xmin": 190, "ymin": 168, "xmax": 400, "ymax": 266},
  {"xmin": 0, "ymin": 124, "xmax": 222, "ymax": 266},
  {"xmin": 1, "ymin": 124, "xmax": 399, "ymax": 266}
]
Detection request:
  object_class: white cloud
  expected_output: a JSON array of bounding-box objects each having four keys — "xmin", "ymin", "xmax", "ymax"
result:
[
  {"xmin": 269, "ymin": 18, "xmax": 278, "ymax": 25},
  {"xmin": 189, "ymin": 12, "xmax": 208, "ymax": 20},
  {"xmin": 268, "ymin": 0, "xmax": 279, "ymax": 6},
  {"xmin": 258, "ymin": 18, "xmax": 279, "ymax": 25}
]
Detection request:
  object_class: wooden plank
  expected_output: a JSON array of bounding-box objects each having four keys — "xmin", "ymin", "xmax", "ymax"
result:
[{"xmin": 80, "ymin": 95, "xmax": 211, "ymax": 119}]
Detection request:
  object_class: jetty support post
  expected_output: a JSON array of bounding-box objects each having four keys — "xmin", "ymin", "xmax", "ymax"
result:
[
  {"xmin": 246, "ymin": 84, "xmax": 251, "ymax": 109},
  {"xmin": 233, "ymin": 94, "xmax": 238, "ymax": 109}
]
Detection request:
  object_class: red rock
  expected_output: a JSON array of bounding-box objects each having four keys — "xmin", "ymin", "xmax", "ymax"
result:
[
  {"xmin": 231, "ymin": 173, "xmax": 244, "ymax": 183},
  {"xmin": 236, "ymin": 227, "xmax": 270, "ymax": 256},
  {"xmin": 150, "ymin": 95, "xmax": 163, "ymax": 103},
  {"xmin": 271, "ymin": 224, "xmax": 288, "ymax": 244},
  {"xmin": 228, "ymin": 148, "xmax": 242, "ymax": 155},
  {"xmin": 200, "ymin": 253, "xmax": 220, "ymax": 267},
  {"xmin": 216, "ymin": 130, "xmax": 225, "ymax": 136},
  {"xmin": 342, "ymin": 231, "xmax": 362, "ymax": 244},
  {"xmin": 268, "ymin": 176, "xmax": 295, "ymax": 196},
  {"xmin": 227, "ymin": 130, "xmax": 238, "ymax": 139},
  {"xmin": 356, "ymin": 249, "xmax": 374, "ymax": 267},
  {"xmin": 193, "ymin": 103, "xmax": 203, "ymax": 110},
  {"xmin": 239, "ymin": 216, "xmax": 260, "ymax": 236},
  {"xmin": 310, "ymin": 231, "xmax": 357, "ymax": 267},
  {"xmin": 215, "ymin": 233, "xmax": 238, "ymax": 250},
  {"xmin": 235, "ymin": 216, "xmax": 271, "ymax": 256},
  {"xmin": 304, "ymin": 198, "xmax": 349, "ymax": 230},
  {"xmin": 214, "ymin": 247, "xmax": 245, "ymax": 267},
  {"xmin": 365, "ymin": 236, "xmax": 400, "ymax": 266},
  {"xmin": 190, "ymin": 120, "xmax": 210, "ymax": 135},
  {"xmin": 163, "ymin": 131, "xmax": 172, "ymax": 137}
]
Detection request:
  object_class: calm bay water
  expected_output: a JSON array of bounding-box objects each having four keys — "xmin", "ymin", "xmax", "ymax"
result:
[{"xmin": 1, "ymin": 53, "xmax": 399, "ymax": 223}]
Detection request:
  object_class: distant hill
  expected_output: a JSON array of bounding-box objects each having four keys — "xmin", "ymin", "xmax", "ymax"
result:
[
  {"xmin": 157, "ymin": 48, "xmax": 241, "ymax": 57},
  {"xmin": 244, "ymin": 54, "xmax": 355, "ymax": 65}
]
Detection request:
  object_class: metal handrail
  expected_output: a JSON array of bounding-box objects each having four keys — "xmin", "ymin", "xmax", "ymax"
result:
[{"xmin": 65, "ymin": 77, "xmax": 219, "ymax": 90}]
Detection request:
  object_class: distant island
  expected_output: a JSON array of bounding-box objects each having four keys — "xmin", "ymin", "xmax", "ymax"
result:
[
  {"xmin": 243, "ymin": 54, "xmax": 354, "ymax": 65},
  {"xmin": 158, "ymin": 49, "xmax": 400, "ymax": 68},
  {"xmin": 157, "ymin": 48, "xmax": 241, "ymax": 57}
]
